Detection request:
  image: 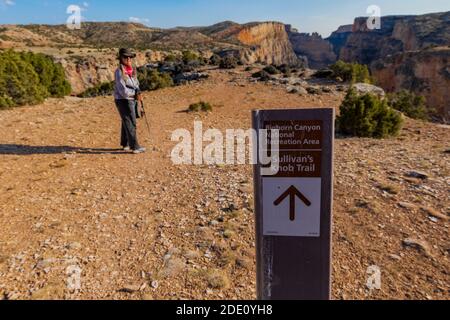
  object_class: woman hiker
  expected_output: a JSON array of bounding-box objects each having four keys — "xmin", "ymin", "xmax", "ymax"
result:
[{"xmin": 114, "ymin": 48, "xmax": 146, "ymax": 154}]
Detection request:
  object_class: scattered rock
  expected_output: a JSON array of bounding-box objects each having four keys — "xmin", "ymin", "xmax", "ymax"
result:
[
  {"xmin": 296, "ymin": 86, "xmax": 308, "ymax": 95},
  {"xmin": 388, "ymin": 254, "xmax": 402, "ymax": 261},
  {"xmin": 398, "ymin": 202, "xmax": 417, "ymax": 210},
  {"xmin": 402, "ymin": 238, "xmax": 433, "ymax": 257},
  {"xmin": 321, "ymin": 86, "xmax": 332, "ymax": 93},
  {"xmin": 286, "ymin": 86, "xmax": 300, "ymax": 94},
  {"xmin": 406, "ymin": 171, "xmax": 429, "ymax": 180},
  {"xmin": 352, "ymin": 83, "xmax": 385, "ymax": 97},
  {"xmin": 35, "ymin": 258, "xmax": 57, "ymax": 270},
  {"xmin": 65, "ymin": 242, "xmax": 82, "ymax": 250},
  {"xmin": 119, "ymin": 284, "xmax": 140, "ymax": 293},
  {"xmin": 151, "ymin": 280, "xmax": 159, "ymax": 289},
  {"xmin": 306, "ymin": 86, "xmax": 321, "ymax": 95},
  {"xmin": 183, "ymin": 250, "xmax": 201, "ymax": 260},
  {"xmin": 161, "ymin": 257, "xmax": 185, "ymax": 278},
  {"xmin": 31, "ymin": 283, "xmax": 65, "ymax": 300},
  {"xmin": 421, "ymin": 207, "xmax": 448, "ymax": 221}
]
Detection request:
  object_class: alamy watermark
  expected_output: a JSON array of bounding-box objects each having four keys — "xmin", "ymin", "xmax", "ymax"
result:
[
  {"xmin": 366, "ymin": 5, "xmax": 381, "ymax": 30},
  {"xmin": 66, "ymin": 264, "xmax": 82, "ymax": 292},
  {"xmin": 366, "ymin": 265, "xmax": 382, "ymax": 291},
  {"xmin": 66, "ymin": 5, "xmax": 82, "ymax": 30},
  {"xmin": 171, "ymin": 121, "xmax": 280, "ymax": 175},
  {"xmin": 66, "ymin": 3, "xmax": 89, "ymax": 30}
]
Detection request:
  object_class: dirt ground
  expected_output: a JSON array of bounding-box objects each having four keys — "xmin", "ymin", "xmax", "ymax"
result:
[{"xmin": 0, "ymin": 69, "xmax": 448, "ymax": 300}]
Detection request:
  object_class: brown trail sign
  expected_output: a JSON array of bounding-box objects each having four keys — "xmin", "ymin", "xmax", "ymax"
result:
[{"xmin": 252, "ymin": 108, "xmax": 334, "ymax": 300}]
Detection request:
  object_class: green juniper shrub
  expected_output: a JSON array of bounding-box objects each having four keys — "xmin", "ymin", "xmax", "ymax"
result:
[
  {"xmin": 251, "ymin": 70, "xmax": 271, "ymax": 81},
  {"xmin": 337, "ymin": 87, "xmax": 403, "ymax": 138},
  {"xmin": 78, "ymin": 68, "xmax": 174, "ymax": 98},
  {"xmin": 0, "ymin": 95, "xmax": 14, "ymax": 109},
  {"xmin": 209, "ymin": 54, "xmax": 222, "ymax": 66},
  {"xmin": 78, "ymin": 81, "xmax": 114, "ymax": 98},
  {"xmin": 0, "ymin": 50, "xmax": 71, "ymax": 109},
  {"xmin": 164, "ymin": 53, "xmax": 178, "ymax": 62},
  {"xmin": 387, "ymin": 90, "xmax": 430, "ymax": 120},
  {"xmin": 330, "ymin": 60, "xmax": 372, "ymax": 83},
  {"xmin": 188, "ymin": 101, "xmax": 213, "ymax": 112},
  {"xmin": 138, "ymin": 69, "xmax": 174, "ymax": 91},
  {"xmin": 263, "ymin": 65, "xmax": 280, "ymax": 75},
  {"xmin": 219, "ymin": 56, "xmax": 238, "ymax": 69},
  {"xmin": 182, "ymin": 50, "xmax": 200, "ymax": 64},
  {"xmin": 277, "ymin": 64, "xmax": 292, "ymax": 77},
  {"xmin": 313, "ymin": 69, "xmax": 334, "ymax": 78}
]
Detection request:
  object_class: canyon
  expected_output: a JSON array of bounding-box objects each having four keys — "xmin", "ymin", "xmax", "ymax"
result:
[{"xmin": 0, "ymin": 11, "xmax": 448, "ymax": 118}]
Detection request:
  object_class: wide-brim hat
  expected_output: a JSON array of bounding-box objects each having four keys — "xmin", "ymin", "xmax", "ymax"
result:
[{"xmin": 119, "ymin": 48, "xmax": 136, "ymax": 59}]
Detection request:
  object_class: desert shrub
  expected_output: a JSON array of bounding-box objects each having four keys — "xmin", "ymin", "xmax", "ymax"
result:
[
  {"xmin": 337, "ymin": 87, "xmax": 403, "ymax": 138},
  {"xmin": 0, "ymin": 50, "xmax": 71, "ymax": 109},
  {"xmin": 263, "ymin": 65, "xmax": 280, "ymax": 75},
  {"xmin": 307, "ymin": 87, "xmax": 321, "ymax": 95},
  {"xmin": 387, "ymin": 90, "xmax": 430, "ymax": 120},
  {"xmin": 330, "ymin": 60, "xmax": 372, "ymax": 83},
  {"xmin": 251, "ymin": 70, "xmax": 271, "ymax": 81},
  {"xmin": 138, "ymin": 69, "xmax": 174, "ymax": 91},
  {"xmin": 78, "ymin": 69, "xmax": 174, "ymax": 98},
  {"xmin": 209, "ymin": 54, "xmax": 222, "ymax": 66},
  {"xmin": 0, "ymin": 95, "xmax": 14, "ymax": 109},
  {"xmin": 277, "ymin": 64, "xmax": 292, "ymax": 77},
  {"xmin": 313, "ymin": 69, "xmax": 334, "ymax": 78},
  {"xmin": 78, "ymin": 81, "xmax": 114, "ymax": 98},
  {"xmin": 219, "ymin": 56, "xmax": 238, "ymax": 69},
  {"xmin": 0, "ymin": 34, "xmax": 12, "ymax": 41},
  {"xmin": 164, "ymin": 53, "xmax": 179, "ymax": 62},
  {"xmin": 182, "ymin": 50, "xmax": 200, "ymax": 64},
  {"xmin": 188, "ymin": 101, "xmax": 213, "ymax": 112},
  {"xmin": 24, "ymin": 52, "xmax": 71, "ymax": 97}
]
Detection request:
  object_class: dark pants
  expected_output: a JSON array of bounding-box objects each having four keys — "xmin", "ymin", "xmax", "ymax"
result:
[{"xmin": 115, "ymin": 99, "xmax": 141, "ymax": 150}]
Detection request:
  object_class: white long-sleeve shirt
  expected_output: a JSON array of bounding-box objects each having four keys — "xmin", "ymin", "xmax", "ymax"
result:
[{"xmin": 114, "ymin": 68, "xmax": 140, "ymax": 100}]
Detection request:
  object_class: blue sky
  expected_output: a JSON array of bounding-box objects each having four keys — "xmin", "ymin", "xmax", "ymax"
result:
[{"xmin": 1, "ymin": 0, "xmax": 449, "ymax": 36}]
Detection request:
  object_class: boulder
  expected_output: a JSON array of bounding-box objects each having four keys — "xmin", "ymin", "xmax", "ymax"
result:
[{"xmin": 352, "ymin": 83, "xmax": 386, "ymax": 97}]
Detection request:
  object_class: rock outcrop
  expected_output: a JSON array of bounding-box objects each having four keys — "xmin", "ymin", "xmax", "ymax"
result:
[
  {"xmin": 214, "ymin": 22, "xmax": 300, "ymax": 66},
  {"xmin": 0, "ymin": 21, "xmax": 300, "ymax": 67},
  {"xmin": 57, "ymin": 52, "xmax": 150, "ymax": 95},
  {"xmin": 331, "ymin": 11, "xmax": 450, "ymax": 119},
  {"xmin": 371, "ymin": 47, "xmax": 450, "ymax": 121},
  {"xmin": 286, "ymin": 25, "xmax": 336, "ymax": 69},
  {"xmin": 326, "ymin": 24, "xmax": 352, "ymax": 57},
  {"xmin": 338, "ymin": 11, "xmax": 450, "ymax": 65}
]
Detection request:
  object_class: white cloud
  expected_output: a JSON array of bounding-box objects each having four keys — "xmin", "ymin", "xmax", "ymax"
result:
[
  {"xmin": 129, "ymin": 17, "xmax": 150, "ymax": 24},
  {"xmin": 3, "ymin": 0, "xmax": 15, "ymax": 6}
]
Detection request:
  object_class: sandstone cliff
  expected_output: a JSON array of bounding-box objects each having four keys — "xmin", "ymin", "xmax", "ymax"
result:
[
  {"xmin": 331, "ymin": 11, "xmax": 450, "ymax": 119},
  {"xmin": 207, "ymin": 22, "xmax": 299, "ymax": 66},
  {"xmin": 338, "ymin": 11, "xmax": 450, "ymax": 64},
  {"xmin": 326, "ymin": 24, "xmax": 352, "ymax": 57},
  {"xmin": 56, "ymin": 51, "xmax": 150, "ymax": 95},
  {"xmin": 1, "ymin": 21, "xmax": 300, "ymax": 68},
  {"xmin": 372, "ymin": 47, "xmax": 450, "ymax": 121},
  {"xmin": 286, "ymin": 25, "xmax": 336, "ymax": 69}
]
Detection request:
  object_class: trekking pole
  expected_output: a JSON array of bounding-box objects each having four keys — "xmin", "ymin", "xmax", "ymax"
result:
[{"xmin": 140, "ymin": 100, "xmax": 152, "ymax": 140}]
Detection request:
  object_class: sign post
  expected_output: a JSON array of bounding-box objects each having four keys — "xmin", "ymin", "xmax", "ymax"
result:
[{"xmin": 252, "ymin": 108, "xmax": 334, "ymax": 300}]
